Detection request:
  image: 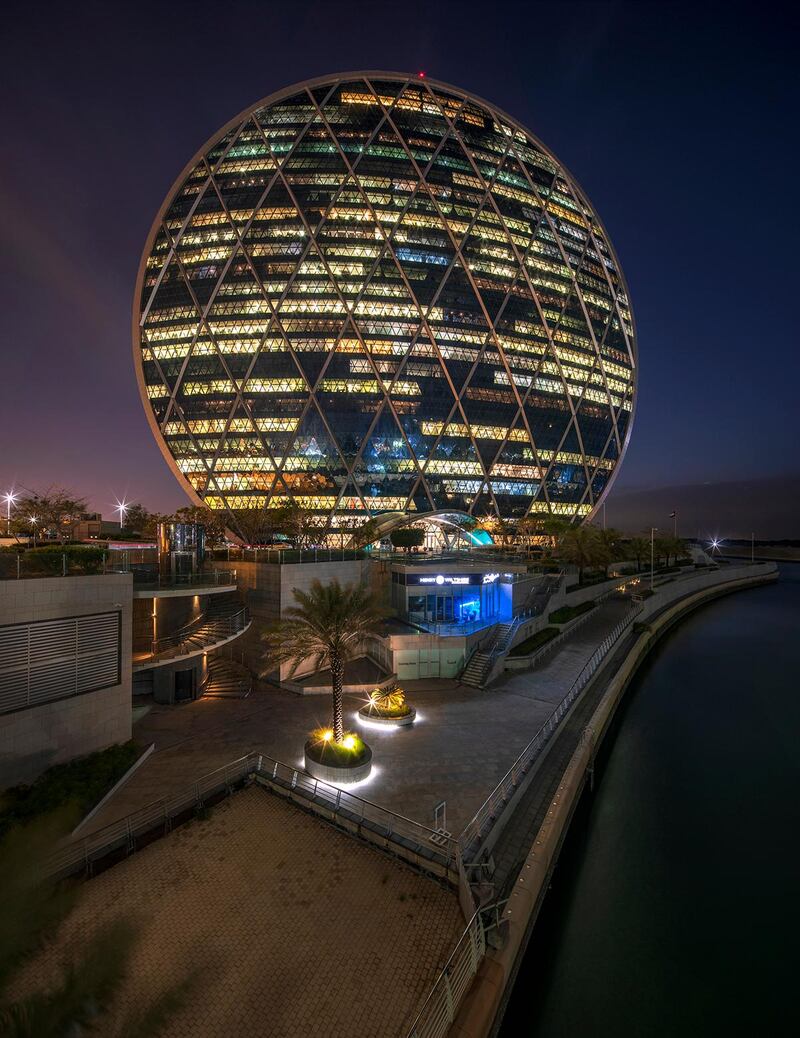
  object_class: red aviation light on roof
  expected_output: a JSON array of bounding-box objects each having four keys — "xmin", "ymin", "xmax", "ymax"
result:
[{"xmin": 418, "ymin": 71, "xmax": 426, "ymax": 78}]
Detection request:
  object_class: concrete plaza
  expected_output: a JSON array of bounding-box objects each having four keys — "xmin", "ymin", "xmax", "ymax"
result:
[{"xmin": 81, "ymin": 598, "xmax": 631, "ymax": 839}]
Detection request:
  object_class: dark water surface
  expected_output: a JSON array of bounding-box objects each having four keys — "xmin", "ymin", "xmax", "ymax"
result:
[{"xmin": 501, "ymin": 564, "xmax": 800, "ymax": 1037}]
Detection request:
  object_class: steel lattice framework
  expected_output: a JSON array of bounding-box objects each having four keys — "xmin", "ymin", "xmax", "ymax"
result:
[{"xmin": 134, "ymin": 72, "xmax": 637, "ymax": 541}]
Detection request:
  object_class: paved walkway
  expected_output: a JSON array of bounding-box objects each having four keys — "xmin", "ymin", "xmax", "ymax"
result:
[
  {"xmin": 82, "ymin": 599, "xmax": 633, "ymax": 840},
  {"xmin": 13, "ymin": 786, "xmax": 462, "ymax": 1038}
]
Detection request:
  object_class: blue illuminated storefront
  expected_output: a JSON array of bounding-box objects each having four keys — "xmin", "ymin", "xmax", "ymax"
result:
[{"xmin": 391, "ymin": 566, "xmax": 516, "ymax": 631}]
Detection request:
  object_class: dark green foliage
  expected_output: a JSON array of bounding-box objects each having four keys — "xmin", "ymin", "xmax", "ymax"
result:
[
  {"xmin": 0, "ymin": 809, "xmax": 78, "ymax": 991},
  {"xmin": 0, "ymin": 742, "xmax": 139, "ymax": 838},
  {"xmin": 304, "ymin": 736, "xmax": 371, "ymax": 768},
  {"xmin": 389, "ymin": 528, "xmax": 425, "ymax": 550},
  {"xmin": 548, "ymin": 601, "xmax": 596, "ymax": 625},
  {"xmin": 14, "ymin": 545, "xmax": 105, "ymax": 575},
  {"xmin": 508, "ymin": 626, "xmax": 560, "ymax": 657}
]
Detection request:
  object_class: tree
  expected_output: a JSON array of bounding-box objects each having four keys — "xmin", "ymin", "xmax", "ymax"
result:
[
  {"xmin": 516, "ymin": 517, "xmax": 543, "ymax": 549},
  {"xmin": 475, "ymin": 516, "xmax": 513, "ymax": 548},
  {"xmin": 271, "ymin": 501, "xmax": 320, "ymax": 549},
  {"xmin": 120, "ymin": 502, "xmax": 152, "ymax": 537},
  {"xmin": 555, "ymin": 524, "xmax": 608, "ymax": 584},
  {"xmin": 654, "ymin": 536, "xmax": 672, "ymax": 568},
  {"xmin": 664, "ymin": 536, "xmax": 689, "ymax": 566},
  {"xmin": 598, "ymin": 526, "xmax": 624, "ymax": 563},
  {"xmin": 260, "ymin": 580, "xmax": 388, "ymax": 742},
  {"xmin": 390, "ymin": 527, "xmax": 425, "ymax": 552},
  {"xmin": 173, "ymin": 506, "xmax": 226, "ymax": 548},
  {"xmin": 541, "ymin": 516, "xmax": 571, "ymax": 551},
  {"xmin": 11, "ymin": 487, "xmax": 87, "ymax": 544},
  {"xmin": 627, "ymin": 536, "xmax": 650, "ymax": 572}
]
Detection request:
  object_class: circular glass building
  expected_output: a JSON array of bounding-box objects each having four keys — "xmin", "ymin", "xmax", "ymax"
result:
[{"xmin": 134, "ymin": 72, "xmax": 636, "ymax": 542}]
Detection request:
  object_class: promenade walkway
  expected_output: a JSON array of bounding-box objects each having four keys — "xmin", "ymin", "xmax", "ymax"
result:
[{"xmin": 80, "ymin": 598, "xmax": 632, "ymax": 840}]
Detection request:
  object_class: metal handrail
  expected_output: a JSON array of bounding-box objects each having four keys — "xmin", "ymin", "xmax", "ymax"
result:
[
  {"xmin": 459, "ymin": 603, "xmax": 642, "ymax": 853},
  {"xmin": 46, "ymin": 748, "xmax": 460, "ymax": 881},
  {"xmin": 150, "ymin": 606, "xmax": 249, "ymax": 656}
]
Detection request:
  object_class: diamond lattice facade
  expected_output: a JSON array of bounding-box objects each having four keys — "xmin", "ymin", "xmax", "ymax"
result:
[{"xmin": 134, "ymin": 73, "xmax": 637, "ymax": 541}]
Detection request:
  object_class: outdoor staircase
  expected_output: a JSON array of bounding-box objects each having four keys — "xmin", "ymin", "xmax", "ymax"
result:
[
  {"xmin": 461, "ymin": 621, "xmax": 515, "ymax": 688},
  {"xmin": 461, "ymin": 651, "xmax": 492, "ymax": 688},
  {"xmin": 203, "ymin": 656, "xmax": 252, "ymax": 699},
  {"xmin": 460, "ymin": 574, "xmax": 565, "ymax": 689},
  {"xmin": 151, "ymin": 600, "xmax": 250, "ymax": 663}
]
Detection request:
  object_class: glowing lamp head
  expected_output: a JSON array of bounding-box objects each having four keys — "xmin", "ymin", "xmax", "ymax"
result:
[
  {"xmin": 343, "ymin": 735, "xmax": 356, "ymax": 750},
  {"xmin": 321, "ymin": 729, "xmax": 333, "ymax": 742}
]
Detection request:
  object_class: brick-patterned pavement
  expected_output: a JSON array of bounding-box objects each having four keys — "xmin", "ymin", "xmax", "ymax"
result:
[
  {"xmin": 13, "ymin": 786, "xmax": 462, "ymax": 1037},
  {"xmin": 81, "ymin": 598, "xmax": 631, "ymax": 839}
]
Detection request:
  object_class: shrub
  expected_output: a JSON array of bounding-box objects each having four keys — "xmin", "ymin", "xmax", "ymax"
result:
[
  {"xmin": 0, "ymin": 741, "xmax": 140, "ymax": 838},
  {"xmin": 549, "ymin": 601, "xmax": 596, "ymax": 625},
  {"xmin": 21, "ymin": 545, "xmax": 105, "ymax": 574},
  {"xmin": 509, "ymin": 626, "xmax": 560, "ymax": 657},
  {"xmin": 304, "ymin": 730, "xmax": 371, "ymax": 768}
]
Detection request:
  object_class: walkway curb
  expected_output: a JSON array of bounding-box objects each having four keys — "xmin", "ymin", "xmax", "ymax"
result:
[{"xmin": 71, "ymin": 742, "xmax": 156, "ymax": 837}]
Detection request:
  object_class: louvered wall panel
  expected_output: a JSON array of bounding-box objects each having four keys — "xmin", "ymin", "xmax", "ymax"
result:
[{"xmin": 0, "ymin": 612, "xmax": 121, "ymax": 715}]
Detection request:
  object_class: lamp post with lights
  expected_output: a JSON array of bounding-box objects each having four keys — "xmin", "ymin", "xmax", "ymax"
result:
[
  {"xmin": 3, "ymin": 490, "xmax": 18, "ymax": 536},
  {"xmin": 29, "ymin": 515, "xmax": 38, "ymax": 547},
  {"xmin": 114, "ymin": 500, "xmax": 129, "ymax": 533},
  {"xmin": 650, "ymin": 527, "xmax": 658, "ymax": 591}
]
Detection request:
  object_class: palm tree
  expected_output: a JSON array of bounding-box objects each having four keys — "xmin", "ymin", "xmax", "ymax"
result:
[
  {"xmin": 260, "ymin": 579, "xmax": 388, "ymax": 742},
  {"xmin": 556, "ymin": 524, "xmax": 607, "ymax": 585},
  {"xmin": 598, "ymin": 526, "xmax": 623, "ymax": 565},
  {"xmin": 627, "ymin": 536, "xmax": 650, "ymax": 572}
]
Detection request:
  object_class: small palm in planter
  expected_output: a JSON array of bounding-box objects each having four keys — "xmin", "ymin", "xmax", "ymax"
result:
[
  {"xmin": 359, "ymin": 685, "xmax": 416, "ymax": 726},
  {"xmin": 260, "ymin": 579, "xmax": 388, "ymax": 781}
]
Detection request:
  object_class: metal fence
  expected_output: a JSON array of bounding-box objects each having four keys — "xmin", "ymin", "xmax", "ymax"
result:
[
  {"xmin": 46, "ymin": 754, "xmax": 256, "ymax": 880},
  {"xmin": 46, "ymin": 749, "xmax": 460, "ymax": 884},
  {"xmin": 251, "ymin": 752, "xmax": 459, "ymax": 881},
  {"xmin": 405, "ymin": 906, "xmax": 492, "ymax": 1038},
  {"xmin": 459, "ymin": 603, "xmax": 642, "ymax": 856}
]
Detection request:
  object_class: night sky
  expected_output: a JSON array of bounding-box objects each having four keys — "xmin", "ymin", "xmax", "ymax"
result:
[{"xmin": 1, "ymin": 0, "xmax": 797, "ymax": 536}]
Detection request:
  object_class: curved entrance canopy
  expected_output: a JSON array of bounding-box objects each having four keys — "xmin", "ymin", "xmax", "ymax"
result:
[{"xmin": 353, "ymin": 510, "xmax": 495, "ymax": 549}]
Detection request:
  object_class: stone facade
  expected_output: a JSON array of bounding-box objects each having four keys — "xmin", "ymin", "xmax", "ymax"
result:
[
  {"xmin": 212, "ymin": 558, "xmax": 372, "ymax": 681},
  {"xmin": 0, "ymin": 574, "xmax": 133, "ymax": 788}
]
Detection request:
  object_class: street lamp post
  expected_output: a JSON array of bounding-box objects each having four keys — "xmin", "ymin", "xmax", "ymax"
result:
[
  {"xmin": 650, "ymin": 527, "xmax": 658, "ymax": 591},
  {"xmin": 115, "ymin": 500, "xmax": 129, "ymax": 533},
  {"xmin": 29, "ymin": 515, "xmax": 38, "ymax": 547},
  {"xmin": 3, "ymin": 490, "xmax": 18, "ymax": 536}
]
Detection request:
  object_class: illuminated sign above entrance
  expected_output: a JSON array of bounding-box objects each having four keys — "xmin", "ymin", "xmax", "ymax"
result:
[{"xmin": 405, "ymin": 572, "xmax": 506, "ymax": 587}]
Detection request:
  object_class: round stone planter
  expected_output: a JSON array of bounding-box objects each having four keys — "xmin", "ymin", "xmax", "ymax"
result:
[
  {"xmin": 357, "ymin": 705, "xmax": 416, "ymax": 728},
  {"xmin": 304, "ymin": 740, "xmax": 373, "ymax": 785}
]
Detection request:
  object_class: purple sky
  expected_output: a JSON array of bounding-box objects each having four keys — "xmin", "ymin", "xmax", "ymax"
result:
[{"xmin": 1, "ymin": 0, "xmax": 797, "ymax": 536}]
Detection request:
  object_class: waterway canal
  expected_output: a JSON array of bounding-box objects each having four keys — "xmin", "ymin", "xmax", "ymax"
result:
[{"xmin": 501, "ymin": 563, "xmax": 799, "ymax": 1036}]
